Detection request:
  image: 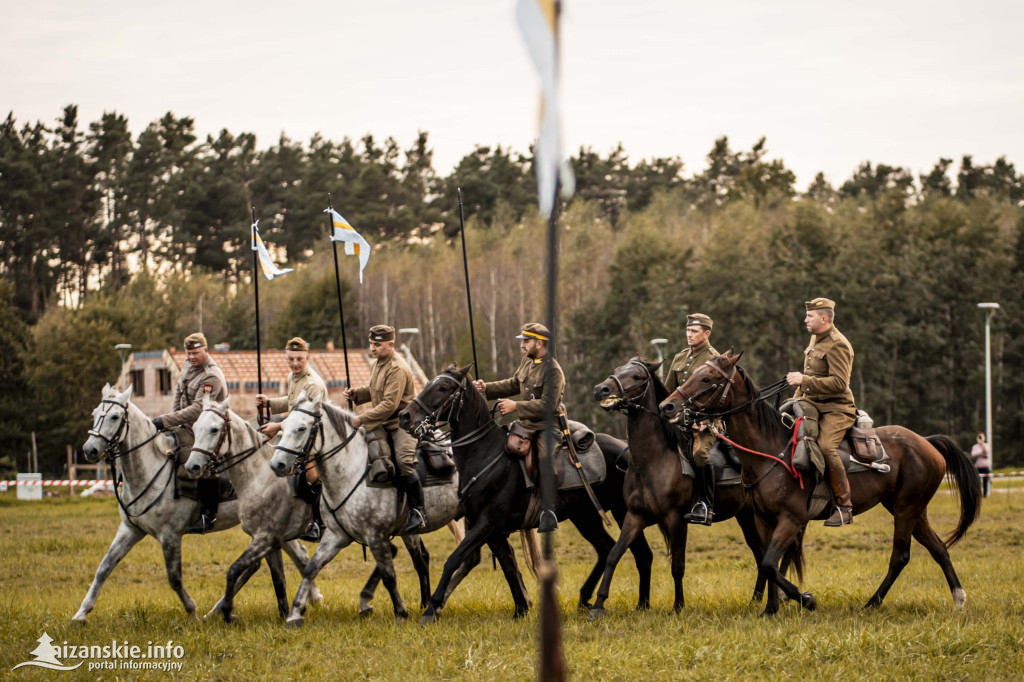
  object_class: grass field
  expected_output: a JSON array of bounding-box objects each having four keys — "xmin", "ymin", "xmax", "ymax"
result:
[{"xmin": 1, "ymin": 481, "xmax": 1022, "ymax": 680}]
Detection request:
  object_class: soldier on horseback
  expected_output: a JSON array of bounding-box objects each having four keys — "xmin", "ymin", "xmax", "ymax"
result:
[
  {"xmin": 151, "ymin": 332, "xmax": 228, "ymax": 534},
  {"xmin": 255, "ymin": 337, "xmax": 328, "ymax": 542},
  {"xmin": 664, "ymin": 313, "xmax": 720, "ymax": 526},
  {"xmin": 344, "ymin": 325, "xmax": 425, "ymax": 534},
  {"xmin": 472, "ymin": 322, "xmax": 564, "ymax": 533},
  {"xmin": 786, "ymin": 297, "xmax": 856, "ymax": 527}
]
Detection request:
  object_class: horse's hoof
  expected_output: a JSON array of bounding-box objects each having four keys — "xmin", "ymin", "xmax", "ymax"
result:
[
  {"xmin": 71, "ymin": 614, "xmax": 87, "ymax": 625},
  {"xmin": 587, "ymin": 608, "xmax": 606, "ymax": 621},
  {"xmin": 578, "ymin": 600, "xmax": 592, "ymax": 612},
  {"xmin": 758, "ymin": 608, "xmax": 778, "ymax": 618},
  {"xmin": 358, "ymin": 606, "xmax": 374, "ymax": 619},
  {"xmin": 800, "ymin": 593, "xmax": 816, "ymax": 611},
  {"xmin": 394, "ymin": 613, "xmax": 408, "ymax": 623},
  {"xmin": 512, "ymin": 609, "xmax": 528, "ymax": 621},
  {"xmin": 953, "ymin": 588, "xmax": 967, "ymax": 609},
  {"xmin": 223, "ymin": 614, "xmax": 238, "ymax": 625},
  {"xmin": 635, "ymin": 601, "xmax": 651, "ymax": 611},
  {"xmin": 285, "ymin": 617, "xmax": 304, "ymax": 629},
  {"xmin": 420, "ymin": 611, "xmax": 438, "ymax": 626}
]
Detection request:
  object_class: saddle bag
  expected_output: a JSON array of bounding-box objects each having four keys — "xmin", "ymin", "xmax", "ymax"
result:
[
  {"xmin": 365, "ymin": 428, "xmax": 395, "ymax": 484},
  {"xmin": 848, "ymin": 426, "xmax": 883, "ymax": 463},
  {"xmin": 505, "ymin": 421, "xmax": 538, "ymax": 458},
  {"xmin": 418, "ymin": 439, "xmax": 456, "ymax": 475}
]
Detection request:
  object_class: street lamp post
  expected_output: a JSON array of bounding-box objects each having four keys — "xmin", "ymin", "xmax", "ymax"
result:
[
  {"xmin": 650, "ymin": 338, "xmax": 668, "ymax": 378},
  {"xmin": 977, "ymin": 303, "xmax": 999, "ymax": 468},
  {"xmin": 115, "ymin": 343, "xmax": 132, "ymax": 390},
  {"xmin": 398, "ymin": 328, "xmax": 422, "ymax": 380}
]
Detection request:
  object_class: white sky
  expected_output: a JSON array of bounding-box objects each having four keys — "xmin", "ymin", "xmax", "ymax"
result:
[{"xmin": 3, "ymin": 0, "xmax": 1022, "ymax": 189}]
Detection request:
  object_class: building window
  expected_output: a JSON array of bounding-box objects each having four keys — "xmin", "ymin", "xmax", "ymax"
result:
[
  {"xmin": 130, "ymin": 369, "xmax": 146, "ymax": 397},
  {"xmin": 158, "ymin": 369, "xmax": 173, "ymax": 395}
]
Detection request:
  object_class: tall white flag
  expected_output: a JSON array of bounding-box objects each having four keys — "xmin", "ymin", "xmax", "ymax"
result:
[
  {"xmin": 251, "ymin": 220, "xmax": 293, "ymax": 281},
  {"xmin": 517, "ymin": 0, "xmax": 575, "ymax": 218},
  {"xmin": 325, "ymin": 208, "xmax": 371, "ymax": 283}
]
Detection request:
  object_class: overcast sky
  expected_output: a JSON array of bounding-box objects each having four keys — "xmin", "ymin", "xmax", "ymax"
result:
[{"xmin": 3, "ymin": 0, "xmax": 1022, "ymax": 189}]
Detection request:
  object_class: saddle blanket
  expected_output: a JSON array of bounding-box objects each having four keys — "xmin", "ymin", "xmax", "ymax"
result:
[{"xmin": 520, "ymin": 439, "xmax": 606, "ymax": 492}]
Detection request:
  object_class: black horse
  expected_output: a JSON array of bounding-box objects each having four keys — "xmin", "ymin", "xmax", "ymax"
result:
[{"xmin": 399, "ymin": 363, "xmax": 654, "ymax": 623}]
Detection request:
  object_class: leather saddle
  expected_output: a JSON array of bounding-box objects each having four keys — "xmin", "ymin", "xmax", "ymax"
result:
[
  {"xmin": 838, "ymin": 426, "xmax": 890, "ymax": 473},
  {"xmin": 162, "ymin": 428, "xmax": 236, "ymax": 503}
]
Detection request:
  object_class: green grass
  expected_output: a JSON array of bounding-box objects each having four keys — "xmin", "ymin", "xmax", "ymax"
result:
[{"xmin": 1, "ymin": 481, "xmax": 1022, "ymax": 680}]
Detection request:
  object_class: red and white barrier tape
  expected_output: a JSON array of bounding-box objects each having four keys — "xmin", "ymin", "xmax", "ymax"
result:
[{"xmin": 2, "ymin": 480, "xmax": 114, "ymax": 486}]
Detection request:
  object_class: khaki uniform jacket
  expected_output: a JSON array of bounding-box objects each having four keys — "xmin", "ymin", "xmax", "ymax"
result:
[
  {"xmin": 484, "ymin": 355, "xmax": 565, "ymax": 430},
  {"xmin": 664, "ymin": 343, "xmax": 720, "ymax": 394},
  {"xmin": 352, "ymin": 351, "xmax": 415, "ymax": 432},
  {"xmin": 161, "ymin": 357, "xmax": 228, "ymax": 429},
  {"xmin": 794, "ymin": 327, "xmax": 857, "ymax": 416},
  {"xmin": 268, "ymin": 366, "xmax": 327, "ymax": 415}
]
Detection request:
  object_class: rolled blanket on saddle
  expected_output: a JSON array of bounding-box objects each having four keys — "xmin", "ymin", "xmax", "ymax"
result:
[{"xmin": 566, "ymin": 420, "xmax": 595, "ymax": 452}]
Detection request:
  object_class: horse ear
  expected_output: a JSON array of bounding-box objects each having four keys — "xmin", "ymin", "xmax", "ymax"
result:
[
  {"xmin": 219, "ymin": 395, "xmax": 231, "ymax": 410},
  {"xmin": 649, "ymin": 360, "xmax": 664, "ymax": 373},
  {"xmin": 458, "ymin": 362, "xmax": 475, "ymax": 378},
  {"xmin": 296, "ymin": 389, "xmax": 308, "ymax": 404},
  {"xmin": 102, "ymin": 382, "xmax": 112, "ymax": 395},
  {"xmin": 447, "ymin": 361, "xmax": 458, "ymax": 371},
  {"xmin": 724, "ymin": 349, "xmax": 743, "ymax": 366},
  {"xmin": 119, "ymin": 384, "xmax": 134, "ymax": 403},
  {"xmin": 203, "ymin": 392, "xmax": 212, "ymax": 409}
]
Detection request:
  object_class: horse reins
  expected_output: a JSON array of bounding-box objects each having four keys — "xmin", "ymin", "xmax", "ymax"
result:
[
  {"xmin": 192, "ymin": 407, "xmax": 267, "ymax": 476},
  {"xmin": 602, "ymin": 360, "xmax": 660, "ymax": 416}
]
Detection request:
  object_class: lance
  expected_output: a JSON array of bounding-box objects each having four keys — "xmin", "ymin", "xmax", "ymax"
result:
[
  {"xmin": 326, "ymin": 194, "xmax": 354, "ymax": 408},
  {"xmin": 457, "ymin": 188, "xmax": 480, "ymax": 381},
  {"xmin": 250, "ymin": 206, "xmax": 268, "ymax": 425}
]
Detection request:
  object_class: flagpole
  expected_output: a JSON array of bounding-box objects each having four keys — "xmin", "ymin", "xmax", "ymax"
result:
[
  {"xmin": 457, "ymin": 188, "xmax": 480, "ymax": 380},
  {"xmin": 251, "ymin": 206, "xmax": 267, "ymax": 426},
  {"xmin": 326, "ymin": 194, "xmax": 354, "ymax": 408}
]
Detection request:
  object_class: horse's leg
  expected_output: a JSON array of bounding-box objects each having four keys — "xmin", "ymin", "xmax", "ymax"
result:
[
  {"xmin": 422, "ymin": 519, "xmax": 495, "ymax": 624},
  {"xmin": 628, "ymin": 528, "xmax": 654, "ymax": 611},
  {"xmin": 666, "ymin": 512, "xmax": 689, "ymax": 613},
  {"xmin": 759, "ymin": 516, "xmax": 814, "ymax": 617},
  {"xmin": 736, "ymin": 508, "xmax": 768, "ymax": 605},
  {"xmin": 589, "ymin": 511, "xmax": 648, "ymax": 619},
  {"xmin": 203, "ymin": 560, "xmax": 262, "ymax": 621},
  {"xmin": 72, "ymin": 523, "xmax": 146, "ymax": 623},
  {"xmin": 910, "ymin": 511, "xmax": 967, "ymax": 609},
  {"xmin": 282, "ymin": 539, "xmax": 323, "ymax": 605},
  {"xmin": 286, "ymin": 528, "xmax": 353, "ymax": 628},
  {"xmin": 366, "ymin": 533, "xmax": 408, "ymax": 621},
  {"xmin": 265, "ymin": 546, "xmax": 289, "ymax": 619},
  {"xmin": 400, "ymin": 535, "xmax": 432, "ymax": 610},
  {"xmin": 158, "ymin": 533, "xmax": 198, "ymax": 618},
  {"xmin": 358, "ymin": 543, "xmax": 396, "ymax": 618},
  {"xmin": 440, "ymin": 546, "xmax": 481, "ymax": 607},
  {"xmin": 221, "ymin": 536, "xmax": 275, "ymax": 624},
  {"xmin": 487, "ymin": 534, "xmax": 532, "ymax": 619},
  {"xmin": 569, "ymin": 512, "xmax": 615, "ymax": 611},
  {"xmin": 862, "ymin": 505, "xmax": 916, "ymax": 609}
]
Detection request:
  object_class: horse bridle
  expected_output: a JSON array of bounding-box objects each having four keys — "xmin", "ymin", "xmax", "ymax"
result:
[
  {"xmin": 603, "ymin": 359, "xmax": 656, "ymax": 414},
  {"xmin": 273, "ymin": 406, "xmax": 326, "ymax": 475},
  {"xmin": 189, "ymin": 406, "xmax": 235, "ymax": 475},
  {"xmin": 88, "ymin": 398, "xmax": 162, "ymax": 461},
  {"xmin": 409, "ymin": 372, "xmax": 468, "ymax": 437},
  {"xmin": 671, "ymin": 361, "xmax": 790, "ymax": 421}
]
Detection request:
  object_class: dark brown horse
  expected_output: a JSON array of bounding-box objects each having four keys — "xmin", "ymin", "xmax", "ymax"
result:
[
  {"xmin": 659, "ymin": 350, "xmax": 982, "ymax": 616},
  {"xmin": 588, "ymin": 357, "xmax": 804, "ymax": 619}
]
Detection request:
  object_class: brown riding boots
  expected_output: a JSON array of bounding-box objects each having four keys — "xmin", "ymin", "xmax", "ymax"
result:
[{"xmin": 824, "ymin": 465, "xmax": 853, "ymax": 526}]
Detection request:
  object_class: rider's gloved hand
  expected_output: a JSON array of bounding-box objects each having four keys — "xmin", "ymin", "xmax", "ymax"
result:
[{"xmin": 152, "ymin": 417, "xmax": 164, "ymax": 430}]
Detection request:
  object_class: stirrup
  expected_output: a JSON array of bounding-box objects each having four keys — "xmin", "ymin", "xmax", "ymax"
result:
[
  {"xmin": 299, "ymin": 520, "xmax": 323, "ymax": 542},
  {"xmin": 824, "ymin": 506, "xmax": 853, "ymax": 527},
  {"xmin": 401, "ymin": 508, "xmax": 425, "ymax": 534},
  {"xmin": 186, "ymin": 513, "xmax": 216, "ymax": 535},
  {"xmin": 538, "ymin": 509, "xmax": 559, "ymax": 533},
  {"xmin": 683, "ymin": 501, "xmax": 713, "ymax": 526}
]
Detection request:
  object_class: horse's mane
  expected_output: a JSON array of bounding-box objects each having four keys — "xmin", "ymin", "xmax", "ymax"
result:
[
  {"xmin": 321, "ymin": 401, "xmax": 357, "ymax": 436},
  {"xmin": 735, "ymin": 365, "xmax": 793, "ymax": 442},
  {"xmin": 645, "ymin": 365, "xmax": 684, "ymax": 451}
]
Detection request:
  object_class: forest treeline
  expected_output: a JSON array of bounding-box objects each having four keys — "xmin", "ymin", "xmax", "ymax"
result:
[{"xmin": 1, "ymin": 105, "xmax": 1022, "ymax": 474}]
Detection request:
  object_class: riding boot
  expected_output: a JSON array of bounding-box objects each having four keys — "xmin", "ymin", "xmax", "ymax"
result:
[
  {"xmin": 824, "ymin": 465, "xmax": 854, "ymax": 527},
  {"xmin": 684, "ymin": 464, "xmax": 714, "ymax": 526},
  {"xmin": 186, "ymin": 478, "xmax": 219, "ymax": 534},
  {"xmin": 400, "ymin": 473, "xmax": 426, "ymax": 534},
  {"xmin": 538, "ymin": 508, "xmax": 559, "ymax": 533},
  {"xmin": 299, "ymin": 485, "xmax": 324, "ymax": 542}
]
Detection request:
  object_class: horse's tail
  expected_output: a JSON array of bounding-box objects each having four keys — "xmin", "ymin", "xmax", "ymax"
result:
[
  {"xmin": 520, "ymin": 529, "xmax": 541, "ymax": 580},
  {"xmin": 782, "ymin": 527, "xmax": 805, "ymax": 584},
  {"xmin": 926, "ymin": 435, "xmax": 983, "ymax": 548}
]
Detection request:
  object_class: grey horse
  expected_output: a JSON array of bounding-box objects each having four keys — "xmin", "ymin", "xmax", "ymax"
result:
[
  {"xmin": 269, "ymin": 397, "xmax": 467, "ymax": 626},
  {"xmin": 75, "ymin": 384, "xmax": 320, "ymax": 624}
]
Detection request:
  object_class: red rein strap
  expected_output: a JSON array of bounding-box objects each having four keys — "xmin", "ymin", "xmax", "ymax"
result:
[{"xmin": 713, "ymin": 424, "xmax": 804, "ymax": 489}]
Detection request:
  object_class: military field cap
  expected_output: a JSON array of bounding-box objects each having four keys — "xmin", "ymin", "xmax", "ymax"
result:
[
  {"xmin": 368, "ymin": 324, "xmax": 396, "ymax": 342},
  {"xmin": 805, "ymin": 297, "xmax": 836, "ymax": 311},
  {"xmin": 686, "ymin": 313, "xmax": 713, "ymax": 330},
  {"xmin": 184, "ymin": 332, "xmax": 208, "ymax": 350},
  {"xmin": 285, "ymin": 337, "xmax": 309, "ymax": 352},
  {"xmin": 515, "ymin": 322, "xmax": 551, "ymax": 341}
]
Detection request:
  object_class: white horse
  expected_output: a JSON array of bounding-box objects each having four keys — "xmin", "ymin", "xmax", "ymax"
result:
[
  {"xmin": 184, "ymin": 394, "xmax": 334, "ymax": 623},
  {"xmin": 269, "ymin": 397, "xmax": 467, "ymax": 626},
  {"xmin": 75, "ymin": 384, "xmax": 319, "ymax": 624}
]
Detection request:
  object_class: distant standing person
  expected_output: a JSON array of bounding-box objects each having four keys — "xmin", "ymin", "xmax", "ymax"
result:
[{"xmin": 971, "ymin": 432, "xmax": 992, "ymax": 498}]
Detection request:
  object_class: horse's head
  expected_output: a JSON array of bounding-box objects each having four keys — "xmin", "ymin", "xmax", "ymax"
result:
[
  {"xmin": 659, "ymin": 349, "xmax": 743, "ymax": 422},
  {"xmin": 185, "ymin": 394, "xmax": 232, "ymax": 478},
  {"xmin": 83, "ymin": 383, "xmax": 135, "ymax": 462},
  {"xmin": 594, "ymin": 356, "xmax": 662, "ymax": 410},
  {"xmin": 399, "ymin": 362, "xmax": 474, "ymax": 434},
  {"xmin": 270, "ymin": 391, "xmax": 322, "ymax": 477}
]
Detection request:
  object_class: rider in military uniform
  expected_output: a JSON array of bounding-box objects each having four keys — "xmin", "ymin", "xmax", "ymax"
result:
[
  {"xmin": 787, "ymin": 298, "xmax": 857, "ymax": 527},
  {"xmin": 344, "ymin": 325, "xmax": 424, "ymax": 534},
  {"xmin": 255, "ymin": 337, "xmax": 328, "ymax": 541},
  {"xmin": 152, "ymin": 332, "xmax": 228, "ymax": 534},
  {"xmin": 472, "ymin": 322, "xmax": 564, "ymax": 533},
  {"xmin": 664, "ymin": 313, "xmax": 720, "ymax": 525}
]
